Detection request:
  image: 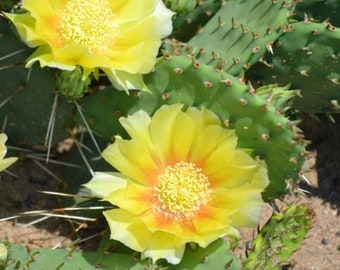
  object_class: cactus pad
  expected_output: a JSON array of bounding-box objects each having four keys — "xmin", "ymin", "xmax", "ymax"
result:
[
  {"xmin": 167, "ymin": 0, "xmax": 296, "ymax": 76},
  {"xmin": 2, "ymin": 238, "xmax": 238, "ymax": 269},
  {"xmin": 242, "ymin": 203, "xmax": 314, "ymax": 270},
  {"xmin": 0, "ymin": 17, "xmax": 74, "ymax": 148},
  {"xmin": 248, "ymin": 20, "xmax": 340, "ymax": 114}
]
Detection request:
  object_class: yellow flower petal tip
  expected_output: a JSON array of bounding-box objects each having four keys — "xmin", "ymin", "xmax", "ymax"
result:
[
  {"xmin": 85, "ymin": 104, "xmax": 269, "ymax": 264},
  {"xmin": 0, "ymin": 134, "xmax": 17, "ymax": 172},
  {"xmin": 4, "ymin": 0, "xmax": 174, "ymax": 91}
]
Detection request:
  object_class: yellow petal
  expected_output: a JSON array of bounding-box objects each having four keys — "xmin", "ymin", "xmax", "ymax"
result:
[
  {"xmin": 149, "ymin": 104, "xmax": 185, "ymax": 162},
  {"xmin": 0, "ymin": 134, "xmax": 17, "ymax": 171},
  {"xmin": 0, "ymin": 157, "xmax": 18, "ymax": 172},
  {"xmin": 210, "ymin": 171, "xmax": 268, "ymax": 227},
  {"xmin": 201, "ymin": 135, "xmax": 240, "ymax": 175},
  {"xmin": 106, "ymin": 37, "xmax": 159, "ymax": 73},
  {"xmin": 142, "ymin": 231, "xmax": 185, "ymax": 265},
  {"xmin": 119, "ymin": 110, "xmax": 152, "ymax": 141},
  {"xmin": 166, "ymin": 110, "xmax": 196, "ymax": 161},
  {"xmin": 0, "ymin": 134, "xmax": 8, "ymax": 160},
  {"xmin": 22, "ymin": 0, "xmax": 57, "ymax": 16},
  {"xmin": 186, "ymin": 106, "xmax": 221, "ymax": 129},
  {"xmin": 105, "ymin": 180, "xmax": 153, "ymax": 215},
  {"xmin": 4, "ymin": 12, "xmax": 44, "ymax": 47},
  {"xmin": 109, "ymin": 0, "xmax": 174, "ymax": 35},
  {"xmin": 103, "ymin": 69, "xmax": 150, "ymax": 92},
  {"xmin": 26, "ymin": 46, "xmax": 77, "ymax": 69},
  {"xmin": 83, "ymin": 172, "xmax": 127, "ymax": 198},
  {"xmin": 190, "ymin": 125, "xmax": 235, "ymax": 164},
  {"xmin": 109, "ymin": 0, "xmax": 159, "ymax": 23},
  {"xmin": 104, "ymin": 209, "xmax": 152, "ymax": 251},
  {"xmin": 102, "ymin": 137, "xmax": 159, "ymax": 185}
]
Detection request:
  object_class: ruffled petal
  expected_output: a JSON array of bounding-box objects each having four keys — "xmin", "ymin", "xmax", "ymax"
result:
[
  {"xmin": 200, "ymin": 136, "xmax": 239, "ymax": 176},
  {"xmin": 0, "ymin": 134, "xmax": 8, "ymax": 160},
  {"xmin": 142, "ymin": 231, "xmax": 185, "ymax": 265},
  {"xmin": 104, "ymin": 209, "xmax": 152, "ymax": 252},
  {"xmin": 119, "ymin": 110, "xmax": 152, "ymax": 141},
  {"xmin": 0, "ymin": 157, "xmax": 18, "ymax": 172},
  {"xmin": 150, "ymin": 104, "xmax": 185, "ymax": 164},
  {"xmin": 186, "ymin": 106, "xmax": 221, "ymax": 130},
  {"xmin": 109, "ymin": 0, "xmax": 159, "ymax": 23},
  {"xmin": 166, "ymin": 110, "xmax": 196, "ymax": 161},
  {"xmin": 0, "ymin": 134, "xmax": 17, "ymax": 171},
  {"xmin": 190, "ymin": 125, "xmax": 235, "ymax": 165},
  {"xmin": 102, "ymin": 137, "xmax": 159, "ymax": 185},
  {"xmin": 4, "ymin": 12, "xmax": 44, "ymax": 47},
  {"xmin": 103, "ymin": 68, "xmax": 150, "ymax": 92},
  {"xmin": 105, "ymin": 180, "xmax": 153, "ymax": 215},
  {"xmin": 83, "ymin": 172, "xmax": 127, "ymax": 198},
  {"xmin": 210, "ymin": 167, "xmax": 268, "ymax": 227},
  {"xmin": 109, "ymin": 0, "xmax": 174, "ymax": 36}
]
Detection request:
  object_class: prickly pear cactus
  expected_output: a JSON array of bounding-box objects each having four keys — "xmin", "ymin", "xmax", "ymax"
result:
[
  {"xmin": 79, "ymin": 55, "xmax": 306, "ymax": 200},
  {"xmin": 0, "ymin": 0, "xmax": 323, "ymax": 268},
  {"xmin": 1, "ymin": 238, "xmax": 239, "ymax": 270},
  {"xmin": 242, "ymin": 203, "xmax": 314, "ymax": 270}
]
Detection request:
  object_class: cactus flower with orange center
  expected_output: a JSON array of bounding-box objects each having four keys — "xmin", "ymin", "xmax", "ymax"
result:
[
  {"xmin": 4, "ymin": 0, "xmax": 174, "ymax": 91},
  {"xmin": 84, "ymin": 104, "xmax": 269, "ymax": 264},
  {"xmin": 0, "ymin": 134, "xmax": 17, "ymax": 172}
]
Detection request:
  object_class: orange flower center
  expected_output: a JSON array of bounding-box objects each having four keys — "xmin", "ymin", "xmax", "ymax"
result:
[
  {"xmin": 153, "ymin": 161, "xmax": 211, "ymax": 221},
  {"xmin": 60, "ymin": 0, "xmax": 118, "ymax": 53}
]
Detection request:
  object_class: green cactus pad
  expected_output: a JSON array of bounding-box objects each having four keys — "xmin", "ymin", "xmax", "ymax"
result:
[
  {"xmin": 248, "ymin": 20, "xmax": 340, "ymax": 114},
  {"xmin": 2, "ymin": 242, "xmax": 144, "ymax": 270},
  {"xmin": 168, "ymin": 0, "xmax": 223, "ymax": 42},
  {"xmin": 168, "ymin": 239, "xmax": 239, "ymax": 270},
  {"xmin": 79, "ymin": 55, "xmax": 306, "ymax": 200},
  {"xmin": 0, "ymin": 17, "xmax": 74, "ymax": 148},
  {"xmin": 242, "ymin": 203, "xmax": 314, "ymax": 270},
  {"xmin": 294, "ymin": 0, "xmax": 340, "ymax": 27},
  {"xmin": 167, "ymin": 0, "xmax": 296, "ymax": 76},
  {"xmin": 2, "ymin": 238, "xmax": 238, "ymax": 269}
]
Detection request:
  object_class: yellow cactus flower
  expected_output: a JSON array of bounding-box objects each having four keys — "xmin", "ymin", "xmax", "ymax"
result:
[
  {"xmin": 4, "ymin": 0, "xmax": 174, "ymax": 91},
  {"xmin": 0, "ymin": 134, "xmax": 17, "ymax": 172},
  {"xmin": 84, "ymin": 104, "xmax": 269, "ymax": 264}
]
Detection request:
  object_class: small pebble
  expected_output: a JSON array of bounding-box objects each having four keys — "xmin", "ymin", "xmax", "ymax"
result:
[{"xmin": 321, "ymin": 237, "xmax": 330, "ymax": 245}]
